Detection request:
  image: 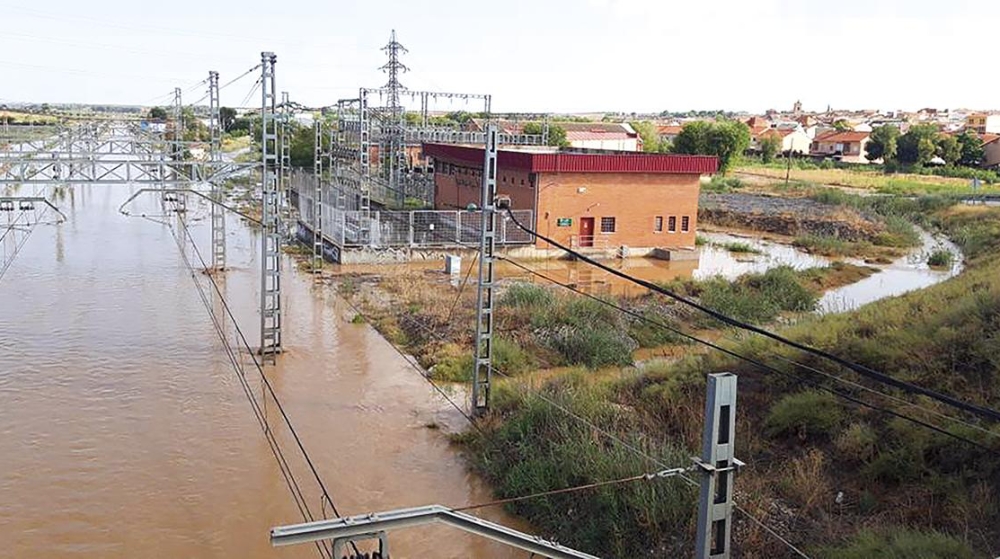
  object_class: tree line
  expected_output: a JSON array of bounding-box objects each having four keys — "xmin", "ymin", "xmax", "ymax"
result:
[{"xmin": 866, "ymin": 124, "xmax": 984, "ymax": 167}]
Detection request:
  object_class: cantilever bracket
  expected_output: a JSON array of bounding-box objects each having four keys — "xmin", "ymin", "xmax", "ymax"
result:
[{"xmin": 271, "ymin": 504, "xmax": 601, "ymax": 559}]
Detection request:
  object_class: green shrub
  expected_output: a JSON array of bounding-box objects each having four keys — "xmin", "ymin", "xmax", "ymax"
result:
[
  {"xmin": 715, "ymin": 241, "xmax": 762, "ymax": 254},
  {"xmin": 549, "ymin": 326, "xmax": 636, "ymax": 369},
  {"xmin": 834, "ymin": 422, "xmax": 878, "ymax": 462},
  {"xmin": 463, "ymin": 380, "xmax": 695, "ymax": 557},
  {"xmin": 699, "ymin": 266, "xmax": 817, "ymax": 324},
  {"xmin": 704, "ymin": 176, "xmax": 744, "ymax": 192},
  {"xmin": 500, "ymin": 282, "xmax": 555, "ymax": 309},
  {"xmin": 765, "ymin": 391, "xmax": 844, "ymax": 439},
  {"xmin": 927, "ymin": 249, "xmax": 953, "ymax": 268},
  {"xmin": 794, "ymin": 234, "xmax": 870, "ymax": 257},
  {"xmin": 627, "ymin": 310, "xmax": 688, "ymax": 348},
  {"xmin": 819, "ymin": 529, "xmax": 974, "ymax": 559},
  {"xmin": 493, "ymin": 337, "xmax": 537, "ymax": 375}
]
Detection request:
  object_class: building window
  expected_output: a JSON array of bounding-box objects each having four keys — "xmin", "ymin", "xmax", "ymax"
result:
[
  {"xmin": 668, "ymin": 216, "xmax": 677, "ymax": 233},
  {"xmin": 681, "ymin": 216, "xmax": 690, "ymax": 232},
  {"xmin": 600, "ymin": 217, "xmax": 616, "ymax": 233},
  {"xmin": 654, "ymin": 216, "xmax": 663, "ymax": 232}
]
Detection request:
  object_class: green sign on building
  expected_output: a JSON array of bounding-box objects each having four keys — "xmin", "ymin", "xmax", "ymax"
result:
[{"xmin": 556, "ymin": 218, "xmax": 573, "ymax": 227}]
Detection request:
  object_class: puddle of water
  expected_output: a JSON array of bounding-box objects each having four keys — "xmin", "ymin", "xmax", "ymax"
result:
[
  {"xmin": 338, "ymin": 224, "xmax": 963, "ymax": 316},
  {"xmin": 819, "ymin": 228, "xmax": 963, "ymax": 313}
]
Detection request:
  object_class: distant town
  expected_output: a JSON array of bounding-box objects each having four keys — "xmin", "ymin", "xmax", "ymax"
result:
[{"xmin": 5, "ymin": 100, "xmax": 999, "ymax": 171}]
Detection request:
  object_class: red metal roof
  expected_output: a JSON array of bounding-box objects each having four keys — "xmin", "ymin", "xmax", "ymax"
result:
[{"xmin": 422, "ymin": 144, "xmax": 718, "ymax": 175}]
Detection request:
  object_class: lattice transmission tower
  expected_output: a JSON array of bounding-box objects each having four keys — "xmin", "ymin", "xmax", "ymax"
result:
[{"xmin": 380, "ymin": 29, "xmax": 409, "ymax": 207}]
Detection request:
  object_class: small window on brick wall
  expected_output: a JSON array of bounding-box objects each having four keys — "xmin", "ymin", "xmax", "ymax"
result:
[
  {"xmin": 601, "ymin": 217, "xmax": 616, "ymax": 233},
  {"xmin": 654, "ymin": 216, "xmax": 663, "ymax": 232},
  {"xmin": 668, "ymin": 216, "xmax": 677, "ymax": 233},
  {"xmin": 681, "ymin": 216, "xmax": 690, "ymax": 232}
]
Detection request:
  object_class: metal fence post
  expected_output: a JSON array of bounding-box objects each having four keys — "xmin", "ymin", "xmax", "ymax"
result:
[
  {"xmin": 695, "ymin": 373, "xmax": 739, "ymax": 559},
  {"xmin": 409, "ymin": 211, "xmax": 415, "ymax": 247}
]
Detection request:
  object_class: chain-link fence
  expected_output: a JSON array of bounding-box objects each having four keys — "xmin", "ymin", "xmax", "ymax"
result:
[{"xmin": 292, "ymin": 169, "xmax": 534, "ymax": 248}]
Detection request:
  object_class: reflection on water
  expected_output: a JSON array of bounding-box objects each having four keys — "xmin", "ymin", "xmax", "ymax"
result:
[
  {"xmin": 819, "ymin": 228, "xmax": 963, "ymax": 313},
  {"xmin": 339, "ymin": 226, "xmax": 963, "ymax": 315},
  {"xmin": 0, "ymin": 185, "xmax": 526, "ymax": 558}
]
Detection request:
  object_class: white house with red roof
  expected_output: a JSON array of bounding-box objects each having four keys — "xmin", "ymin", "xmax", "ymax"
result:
[{"xmin": 810, "ymin": 130, "xmax": 874, "ymax": 164}]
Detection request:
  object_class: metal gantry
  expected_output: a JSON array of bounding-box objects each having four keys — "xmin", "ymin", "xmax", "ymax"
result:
[
  {"xmin": 0, "ymin": 123, "xmax": 251, "ymax": 185},
  {"xmin": 471, "ymin": 124, "xmax": 498, "ymax": 413},
  {"xmin": 208, "ymin": 70, "xmax": 226, "ymax": 271},
  {"xmin": 259, "ymin": 51, "xmax": 282, "ymax": 364}
]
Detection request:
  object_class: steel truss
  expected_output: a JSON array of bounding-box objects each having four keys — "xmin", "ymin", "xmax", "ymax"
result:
[
  {"xmin": 208, "ymin": 70, "xmax": 226, "ymax": 271},
  {"xmin": 259, "ymin": 51, "xmax": 283, "ymax": 364}
]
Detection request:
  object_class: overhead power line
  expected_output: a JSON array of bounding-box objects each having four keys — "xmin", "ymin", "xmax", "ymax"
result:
[
  {"xmin": 503, "ymin": 209, "xmax": 1000, "ymax": 425},
  {"xmin": 498, "ymin": 256, "xmax": 998, "ymax": 454}
]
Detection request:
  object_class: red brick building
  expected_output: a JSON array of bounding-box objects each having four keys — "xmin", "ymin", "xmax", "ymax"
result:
[{"xmin": 422, "ymin": 144, "xmax": 718, "ymax": 255}]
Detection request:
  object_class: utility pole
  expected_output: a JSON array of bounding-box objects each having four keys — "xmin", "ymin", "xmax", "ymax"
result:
[
  {"xmin": 172, "ymin": 87, "xmax": 186, "ymax": 212},
  {"xmin": 471, "ymin": 123, "xmax": 498, "ymax": 414},
  {"xmin": 279, "ymin": 91, "xmax": 292, "ymax": 220},
  {"xmin": 695, "ymin": 373, "xmax": 739, "ymax": 559},
  {"xmin": 260, "ymin": 52, "xmax": 282, "ymax": 364},
  {"xmin": 312, "ymin": 119, "xmax": 324, "ymax": 274},
  {"xmin": 208, "ymin": 70, "xmax": 226, "ymax": 271},
  {"xmin": 358, "ymin": 87, "xmax": 371, "ymax": 242}
]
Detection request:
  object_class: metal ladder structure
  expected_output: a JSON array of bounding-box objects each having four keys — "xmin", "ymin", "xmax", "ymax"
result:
[
  {"xmin": 279, "ymin": 91, "xmax": 292, "ymax": 221},
  {"xmin": 312, "ymin": 119, "xmax": 324, "ymax": 273},
  {"xmin": 208, "ymin": 70, "xmax": 226, "ymax": 271},
  {"xmin": 471, "ymin": 123, "xmax": 498, "ymax": 413},
  {"xmin": 259, "ymin": 52, "xmax": 282, "ymax": 364}
]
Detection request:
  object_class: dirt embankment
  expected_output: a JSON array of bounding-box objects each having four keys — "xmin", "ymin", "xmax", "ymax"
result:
[{"xmin": 700, "ymin": 193, "xmax": 883, "ymax": 241}]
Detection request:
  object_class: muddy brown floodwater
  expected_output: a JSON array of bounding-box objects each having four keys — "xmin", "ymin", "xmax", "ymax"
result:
[{"xmin": 0, "ymin": 185, "xmax": 527, "ymax": 558}]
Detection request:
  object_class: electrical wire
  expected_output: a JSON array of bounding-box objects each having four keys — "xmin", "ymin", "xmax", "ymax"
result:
[
  {"xmin": 504, "ymin": 208, "xmax": 1000, "ymax": 425},
  {"xmin": 167, "ymin": 214, "xmax": 329, "ymax": 559},
  {"xmin": 373, "ymin": 285, "xmax": 815, "ymax": 558},
  {"xmin": 450, "ymin": 466, "xmax": 691, "ymax": 513},
  {"xmin": 0, "ymin": 207, "xmax": 45, "ymax": 283},
  {"xmin": 498, "ymin": 255, "xmax": 997, "ymax": 454}
]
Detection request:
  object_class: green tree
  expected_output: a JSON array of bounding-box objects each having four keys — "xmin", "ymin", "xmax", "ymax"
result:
[
  {"xmin": 522, "ymin": 122, "xmax": 569, "ymax": 148},
  {"xmin": 671, "ymin": 120, "xmax": 712, "ymax": 155},
  {"xmin": 629, "ymin": 120, "xmax": 662, "ymax": 153},
  {"xmin": 759, "ymin": 133, "xmax": 781, "ymax": 164},
  {"xmin": 833, "ymin": 119, "xmax": 852, "ymax": 132},
  {"xmin": 866, "ymin": 124, "xmax": 899, "ymax": 162},
  {"xmin": 288, "ymin": 123, "xmax": 315, "ymax": 167},
  {"xmin": 956, "ymin": 130, "xmax": 985, "ymax": 167},
  {"xmin": 935, "ymin": 134, "xmax": 961, "ymax": 166},
  {"xmin": 220, "ymin": 107, "xmax": 237, "ymax": 132},
  {"xmin": 706, "ymin": 120, "xmax": 751, "ymax": 174},
  {"xmin": 148, "ymin": 106, "xmax": 168, "ymax": 120},
  {"xmin": 672, "ymin": 120, "xmax": 749, "ymax": 174},
  {"xmin": 897, "ymin": 124, "xmax": 940, "ymax": 165}
]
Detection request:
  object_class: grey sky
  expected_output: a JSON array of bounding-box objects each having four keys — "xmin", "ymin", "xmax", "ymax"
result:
[{"xmin": 2, "ymin": 0, "xmax": 998, "ymax": 113}]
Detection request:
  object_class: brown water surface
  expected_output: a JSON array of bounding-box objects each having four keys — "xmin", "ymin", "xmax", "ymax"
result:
[{"xmin": 0, "ymin": 185, "xmax": 526, "ymax": 558}]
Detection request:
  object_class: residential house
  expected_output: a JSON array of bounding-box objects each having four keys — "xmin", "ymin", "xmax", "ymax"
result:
[
  {"xmin": 758, "ymin": 128, "xmax": 811, "ymax": 155},
  {"xmin": 657, "ymin": 124, "xmax": 683, "ymax": 147},
  {"xmin": 558, "ymin": 122, "xmax": 643, "ymax": 152},
  {"xmin": 966, "ymin": 113, "xmax": 1000, "ymax": 135},
  {"xmin": 810, "ymin": 131, "xmax": 873, "ymax": 164},
  {"xmin": 983, "ymin": 134, "xmax": 1000, "ymax": 169}
]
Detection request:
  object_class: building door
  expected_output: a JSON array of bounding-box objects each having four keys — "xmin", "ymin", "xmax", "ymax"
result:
[{"xmin": 579, "ymin": 217, "xmax": 594, "ymax": 247}]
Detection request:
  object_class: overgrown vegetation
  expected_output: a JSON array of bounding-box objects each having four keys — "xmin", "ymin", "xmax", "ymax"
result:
[{"xmin": 461, "ymin": 202, "xmax": 1000, "ymax": 556}]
